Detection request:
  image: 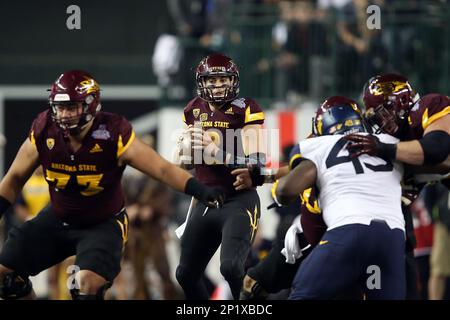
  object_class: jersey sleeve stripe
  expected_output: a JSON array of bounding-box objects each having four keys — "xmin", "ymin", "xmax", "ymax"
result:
[
  {"xmin": 29, "ymin": 131, "xmax": 36, "ymax": 147},
  {"xmin": 271, "ymin": 180, "xmax": 282, "ymax": 207},
  {"xmin": 182, "ymin": 113, "xmax": 186, "ymax": 123},
  {"xmin": 422, "ymin": 105, "xmax": 450, "ymax": 130},
  {"xmin": 117, "ymin": 130, "xmax": 136, "ymax": 158},
  {"xmin": 289, "ymin": 153, "xmax": 302, "ymax": 170},
  {"xmin": 244, "ymin": 106, "xmax": 265, "ymax": 124}
]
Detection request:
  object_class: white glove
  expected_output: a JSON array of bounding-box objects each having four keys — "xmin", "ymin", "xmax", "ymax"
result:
[{"xmin": 281, "ymin": 216, "xmax": 303, "ymax": 264}]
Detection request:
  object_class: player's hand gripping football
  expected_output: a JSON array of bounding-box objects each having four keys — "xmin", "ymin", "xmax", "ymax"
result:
[{"xmin": 345, "ymin": 133, "xmax": 396, "ymax": 160}]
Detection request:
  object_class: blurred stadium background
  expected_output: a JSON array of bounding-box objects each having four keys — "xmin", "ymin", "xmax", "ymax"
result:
[{"xmin": 0, "ymin": 0, "xmax": 449, "ymax": 299}]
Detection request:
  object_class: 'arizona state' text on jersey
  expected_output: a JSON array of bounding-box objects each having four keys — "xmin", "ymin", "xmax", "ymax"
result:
[{"xmin": 29, "ymin": 110, "xmax": 135, "ymax": 226}]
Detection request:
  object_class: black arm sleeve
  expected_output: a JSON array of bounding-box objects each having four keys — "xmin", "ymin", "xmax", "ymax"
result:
[{"xmin": 418, "ymin": 130, "xmax": 450, "ymax": 165}]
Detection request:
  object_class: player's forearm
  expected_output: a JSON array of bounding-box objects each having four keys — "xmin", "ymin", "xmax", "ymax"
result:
[
  {"xmin": 159, "ymin": 159, "xmax": 223, "ymax": 206},
  {"xmin": 276, "ymin": 161, "xmax": 317, "ymax": 205},
  {"xmin": 396, "ymin": 131, "xmax": 450, "ymax": 166},
  {"xmin": 0, "ymin": 139, "xmax": 40, "ymax": 205},
  {"xmin": 395, "ymin": 140, "xmax": 424, "ymax": 165},
  {"xmin": 0, "ymin": 173, "xmax": 26, "ymax": 211},
  {"xmin": 158, "ymin": 161, "xmax": 193, "ymax": 193},
  {"xmin": 406, "ymin": 155, "xmax": 450, "ymax": 175}
]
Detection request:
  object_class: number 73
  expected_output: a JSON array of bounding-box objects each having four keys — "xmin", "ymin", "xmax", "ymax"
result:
[{"xmin": 45, "ymin": 169, "xmax": 104, "ymax": 196}]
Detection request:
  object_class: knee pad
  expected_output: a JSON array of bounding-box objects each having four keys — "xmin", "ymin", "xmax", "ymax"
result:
[
  {"xmin": 0, "ymin": 272, "xmax": 33, "ymax": 300},
  {"xmin": 220, "ymin": 259, "xmax": 244, "ymax": 282},
  {"xmin": 70, "ymin": 282, "xmax": 111, "ymax": 300}
]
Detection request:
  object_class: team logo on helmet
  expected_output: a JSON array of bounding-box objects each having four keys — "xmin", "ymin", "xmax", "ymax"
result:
[
  {"xmin": 79, "ymin": 77, "xmax": 100, "ymax": 94},
  {"xmin": 363, "ymin": 73, "xmax": 417, "ymax": 138},
  {"xmin": 49, "ymin": 70, "xmax": 102, "ymax": 135},
  {"xmin": 370, "ymin": 80, "xmax": 410, "ymax": 97}
]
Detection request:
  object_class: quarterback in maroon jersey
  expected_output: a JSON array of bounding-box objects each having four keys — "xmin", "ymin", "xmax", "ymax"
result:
[
  {"xmin": 175, "ymin": 53, "xmax": 267, "ymax": 300},
  {"xmin": 0, "ymin": 70, "xmax": 223, "ymax": 300}
]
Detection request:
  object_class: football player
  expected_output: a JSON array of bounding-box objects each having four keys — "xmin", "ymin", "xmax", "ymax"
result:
[
  {"xmin": 240, "ymin": 97, "xmax": 363, "ymax": 300},
  {"xmin": 345, "ymin": 74, "xmax": 450, "ymax": 177},
  {"xmin": 174, "ymin": 53, "xmax": 268, "ymax": 300},
  {"xmin": 0, "ymin": 70, "xmax": 223, "ymax": 300},
  {"xmin": 346, "ymin": 74, "xmax": 450, "ymax": 298},
  {"xmin": 276, "ymin": 99, "xmax": 407, "ymax": 299}
]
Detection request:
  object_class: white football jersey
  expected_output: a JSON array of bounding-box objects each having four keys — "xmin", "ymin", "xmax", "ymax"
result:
[{"xmin": 299, "ymin": 133, "xmax": 405, "ymax": 232}]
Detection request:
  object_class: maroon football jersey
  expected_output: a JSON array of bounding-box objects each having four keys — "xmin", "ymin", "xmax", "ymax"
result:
[
  {"xmin": 407, "ymin": 93, "xmax": 450, "ymax": 139},
  {"xmin": 29, "ymin": 110, "xmax": 135, "ymax": 226},
  {"xmin": 183, "ymin": 97, "xmax": 265, "ymax": 193}
]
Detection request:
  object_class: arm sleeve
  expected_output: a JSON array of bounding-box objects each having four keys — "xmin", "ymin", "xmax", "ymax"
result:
[{"xmin": 288, "ymin": 144, "xmax": 303, "ymax": 170}]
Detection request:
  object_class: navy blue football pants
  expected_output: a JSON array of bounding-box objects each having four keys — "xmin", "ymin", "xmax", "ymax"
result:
[{"xmin": 289, "ymin": 220, "xmax": 406, "ymax": 300}]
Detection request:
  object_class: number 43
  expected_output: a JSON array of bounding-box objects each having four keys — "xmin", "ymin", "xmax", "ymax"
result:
[{"xmin": 326, "ymin": 138, "xmax": 393, "ymax": 174}]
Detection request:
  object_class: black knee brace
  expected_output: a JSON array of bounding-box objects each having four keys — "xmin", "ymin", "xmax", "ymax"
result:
[
  {"xmin": 70, "ymin": 282, "xmax": 111, "ymax": 300},
  {"xmin": 0, "ymin": 272, "xmax": 33, "ymax": 300}
]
